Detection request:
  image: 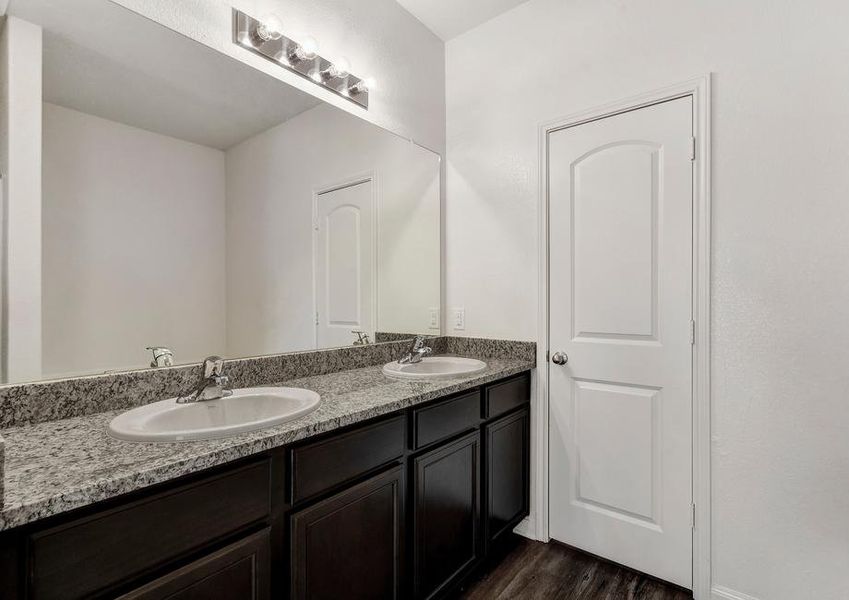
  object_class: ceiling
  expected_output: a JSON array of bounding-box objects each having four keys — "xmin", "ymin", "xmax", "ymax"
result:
[
  {"xmin": 7, "ymin": 0, "xmax": 321, "ymax": 150},
  {"xmin": 395, "ymin": 0, "xmax": 530, "ymax": 41}
]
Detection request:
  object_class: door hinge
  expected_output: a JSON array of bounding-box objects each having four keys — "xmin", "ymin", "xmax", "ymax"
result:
[
  {"xmin": 689, "ymin": 319, "xmax": 696, "ymax": 345},
  {"xmin": 689, "ymin": 136, "xmax": 696, "ymax": 161},
  {"xmin": 691, "ymin": 503, "xmax": 696, "ymax": 529},
  {"xmin": 545, "ymin": 350, "xmax": 550, "ymax": 363},
  {"xmin": 315, "ymin": 311, "xmax": 319, "ymax": 326}
]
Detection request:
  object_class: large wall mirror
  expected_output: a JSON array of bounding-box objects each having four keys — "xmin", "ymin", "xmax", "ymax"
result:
[{"xmin": 1, "ymin": 0, "xmax": 441, "ymax": 384}]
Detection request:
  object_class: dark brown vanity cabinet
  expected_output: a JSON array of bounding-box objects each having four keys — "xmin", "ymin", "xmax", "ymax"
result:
[
  {"xmin": 485, "ymin": 408, "xmax": 530, "ymax": 548},
  {"xmin": 412, "ymin": 431, "xmax": 481, "ymax": 599},
  {"xmin": 289, "ymin": 465, "xmax": 405, "ymax": 600},
  {"xmin": 118, "ymin": 529, "xmax": 271, "ymax": 600},
  {"xmin": 0, "ymin": 371, "xmax": 531, "ymax": 600}
]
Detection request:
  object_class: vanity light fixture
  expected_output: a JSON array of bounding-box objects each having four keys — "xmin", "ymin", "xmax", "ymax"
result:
[
  {"xmin": 318, "ymin": 57, "xmax": 350, "ymax": 81},
  {"xmin": 233, "ymin": 9, "xmax": 371, "ymax": 109},
  {"xmin": 255, "ymin": 14, "xmax": 284, "ymax": 42}
]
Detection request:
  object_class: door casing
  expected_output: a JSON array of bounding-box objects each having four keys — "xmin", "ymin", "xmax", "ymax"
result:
[{"xmin": 530, "ymin": 75, "xmax": 712, "ymax": 599}]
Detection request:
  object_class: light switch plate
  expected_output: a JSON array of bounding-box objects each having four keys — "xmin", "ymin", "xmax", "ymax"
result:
[
  {"xmin": 452, "ymin": 307, "xmax": 465, "ymax": 330},
  {"xmin": 428, "ymin": 308, "xmax": 440, "ymax": 330}
]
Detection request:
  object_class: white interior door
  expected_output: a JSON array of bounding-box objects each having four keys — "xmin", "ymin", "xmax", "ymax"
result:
[
  {"xmin": 548, "ymin": 97, "xmax": 694, "ymax": 587},
  {"xmin": 315, "ymin": 179, "xmax": 374, "ymax": 348}
]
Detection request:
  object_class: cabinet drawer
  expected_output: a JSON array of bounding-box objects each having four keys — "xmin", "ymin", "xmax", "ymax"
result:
[
  {"xmin": 29, "ymin": 460, "xmax": 271, "ymax": 600},
  {"xmin": 484, "ymin": 373, "xmax": 530, "ymax": 419},
  {"xmin": 413, "ymin": 391, "xmax": 480, "ymax": 449},
  {"xmin": 290, "ymin": 415, "xmax": 405, "ymax": 504},
  {"xmin": 118, "ymin": 529, "xmax": 270, "ymax": 600}
]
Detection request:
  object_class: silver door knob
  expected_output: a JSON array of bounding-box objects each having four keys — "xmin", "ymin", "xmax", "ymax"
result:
[{"xmin": 551, "ymin": 351, "xmax": 568, "ymax": 365}]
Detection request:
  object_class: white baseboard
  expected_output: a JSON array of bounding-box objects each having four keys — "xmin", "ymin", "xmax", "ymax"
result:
[
  {"xmin": 513, "ymin": 516, "xmax": 535, "ymax": 540},
  {"xmin": 712, "ymin": 585, "xmax": 761, "ymax": 600}
]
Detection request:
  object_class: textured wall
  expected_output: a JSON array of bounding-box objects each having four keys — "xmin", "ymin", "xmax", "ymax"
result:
[
  {"xmin": 225, "ymin": 102, "xmax": 440, "ymax": 356},
  {"xmin": 446, "ymin": 1, "xmax": 849, "ymax": 599},
  {"xmin": 41, "ymin": 103, "xmax": 227, "ymax": 378}
]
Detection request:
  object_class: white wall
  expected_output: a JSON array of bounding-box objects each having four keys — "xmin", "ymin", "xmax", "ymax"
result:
[
  {"xmin": 111, "ymin": 0, "xmax": 446, "ymax": 155},
  {"xmin": 446, "ymin": 1, "xmax": 849, "ymax": 599},
  {"xmin": 225, "ymin": 102, "xmax": 440, "ymax": 356},
  {"xmin": 42, "ymin": 103, "xmax": 226, "ymax": 378},
  {"xmin": 0, "ymin": 16, "xmax": 42, "ymax": 382}
]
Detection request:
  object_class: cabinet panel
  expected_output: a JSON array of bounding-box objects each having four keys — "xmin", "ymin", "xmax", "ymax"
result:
[
  {"xmin": 412, "ymin": 430, "xmax": 481, "ymax": 599},
  {"xmin": 28, "ymin": 460, "xmax": 271, "ymax": 600},
  {"xmin": 413, "ymin": 391, "xmax": 480, "ymax": 449},
  {"xmin": 484, "ymin": 373, "xmax": 530, "ymax": 419},
  {"xmin": 118, "ymin": 529, "xmax": 270, "ymax": 600},
  {"xmin": 290, "ymin": 465, "xmax": 404, "ymax": 600},
  {"xmin": 485, "ymin": 409, "xmax": 530, "ymax": 547},
  {"xmin": 290, "ymin": 414, "xmax": 405, "ymax": 504}
]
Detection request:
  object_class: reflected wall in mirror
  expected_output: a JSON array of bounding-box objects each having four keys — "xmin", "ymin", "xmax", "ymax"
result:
[{"xmin": 1, "ymin": 0, "xmax": 440, "ymax": 384}]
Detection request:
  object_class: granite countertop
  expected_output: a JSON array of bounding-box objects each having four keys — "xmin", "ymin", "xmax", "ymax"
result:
[{"xmin": 0, "ymin": 355, "xmax": 533, "ymax": 531}]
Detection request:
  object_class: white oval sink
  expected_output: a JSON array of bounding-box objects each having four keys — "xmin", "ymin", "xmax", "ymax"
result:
[
  {"xmin": 382, "ymin": 356, "xmax": 487, "ymax": 380},
  {"xmin": 108, "ymin": 387, "xmax": 321, "ymax": 442}
]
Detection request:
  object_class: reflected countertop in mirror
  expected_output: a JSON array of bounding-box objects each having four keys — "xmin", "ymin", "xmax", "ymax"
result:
[{"xmin": 1, "ymin": 0, "xmax": 441, "ymax": 385}]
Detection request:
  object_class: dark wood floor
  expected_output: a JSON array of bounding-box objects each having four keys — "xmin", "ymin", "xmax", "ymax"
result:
[{"xmin": 459, "ymin": 539, "xmax": 693, "ymax": 600}]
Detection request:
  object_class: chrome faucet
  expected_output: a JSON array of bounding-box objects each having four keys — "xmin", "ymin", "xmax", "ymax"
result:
[
  {"xmin": 147, "ymin": 346, "xmax": 174, "ymax": 368},
  {"xmin": 177, "ymin": 356, "xmax": 232, "ymax": 404},
  {"xmin": 352, "ymin": 330, "xmax": 371, "ymax": 345},
  {"xmin": 398, "ymin": 336, "xmax": 432, "ymax": 364}
]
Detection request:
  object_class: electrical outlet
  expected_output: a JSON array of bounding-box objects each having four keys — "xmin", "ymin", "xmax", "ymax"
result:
[
  {"xmin": 452, "ymin": 307, "xmax": 465, "ymax": 331},
  {"xmin": 428, "ymin": 308, "xmax": 440, "ymax": 330}
]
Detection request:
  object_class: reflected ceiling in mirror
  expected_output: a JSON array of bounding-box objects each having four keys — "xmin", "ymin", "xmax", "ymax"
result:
[{"xmin": 2, "ymin": 0, "xmax": 441, "ymax": 384}]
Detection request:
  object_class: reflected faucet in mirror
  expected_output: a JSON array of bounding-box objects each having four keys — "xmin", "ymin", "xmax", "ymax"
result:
[
  {"xmin": 398, "ymin": 336, "xmax": 432, "ymax": 364},
  {"xmin": 147, "ymin": 347, "xmax": 174, "ymax": 368},
  {"xmin": 177, "ymin": 356, "xmax": 233, "ymax": 404},
  {"xmin": 352, "ymin": 331, "xmax": 371, "ymax": 345}
]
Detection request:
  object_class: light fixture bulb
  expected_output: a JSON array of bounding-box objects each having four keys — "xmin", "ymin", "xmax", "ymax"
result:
[
  {"xmin": 320, "ymin": 57, "xmax": 351, "ymax": 81},
  {"xmin": 329, "ymin": 57, "xmax": 350, "ymax": 79},
  {"xmin": 350, "ymin": 76, "xmax": 375, "ymax": 95},
  {"xmin": 293, "ymin": 35, "xmax": 319, "ymax": 61},
  {"xmin": 256, "ymin": 14, "xmax": 284, "ymax": 41}
]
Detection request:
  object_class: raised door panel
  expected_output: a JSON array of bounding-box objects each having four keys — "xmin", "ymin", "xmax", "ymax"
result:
[
  {"xmin": 572, "ymin": 142, "xmax": 659, "ymax": 340},
  {"xmin": 413, "ymin": 430, "xmax": 481, "ymax": 600},
  {"xmin": 290, "ymin": 465, "xmax": 404, "ymax": 600},
  {"xmin": 485, "ymin": 408, "xmax": 529, "ymax": 548},
  {"xmin": 118, "ymin": 529, "xmax": 270, "ymax": 600}
]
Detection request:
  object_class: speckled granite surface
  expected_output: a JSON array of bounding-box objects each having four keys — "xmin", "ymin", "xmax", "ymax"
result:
[
  {"xmin": 0, "ymin": 337, "xmax": 535, "ymax": 429},
  {"xmin": 0, "ymin": 355, "xmax": 533, "ymax": 531},
  {"xmin": 0, "ymin": 339, "xmax": 428, "ymax": 429}
]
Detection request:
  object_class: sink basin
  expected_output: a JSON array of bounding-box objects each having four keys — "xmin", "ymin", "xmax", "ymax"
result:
[
  {"xmin": 382, "ymin": 356, "xmax": 487, "ymax": 380},
  {"xmin": 108, "ymin": 387, "xmax": 321, "ymax": 442}
]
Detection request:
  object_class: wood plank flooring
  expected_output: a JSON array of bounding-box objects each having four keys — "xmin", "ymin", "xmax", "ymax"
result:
[{"xmin": 458, "ymin": 539, "xmax": 693, "ymax": 600}]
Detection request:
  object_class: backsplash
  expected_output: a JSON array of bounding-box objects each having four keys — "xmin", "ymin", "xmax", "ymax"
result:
[{"xmin": 0, "ymin": 337, "xmax": 535, "ymax": 429}]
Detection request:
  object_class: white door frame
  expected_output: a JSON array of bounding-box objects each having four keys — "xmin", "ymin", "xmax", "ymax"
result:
[
  {"xmin": 534, "ymin": 75, "xmax": 712, "ymax": 599},
  {"xmin": 312, "ymin": 171, "xmax": 379, "ymax": 349}
]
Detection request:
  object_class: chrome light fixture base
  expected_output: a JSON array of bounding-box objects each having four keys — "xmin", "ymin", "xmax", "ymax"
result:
[{"xmin": 233, "ymin": 9, "xmax": 370, "ymax": 109}]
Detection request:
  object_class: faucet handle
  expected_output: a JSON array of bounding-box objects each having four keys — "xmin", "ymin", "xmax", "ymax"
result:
[
  {"xmin": 202, "ymin": 356, "xmax": 225, "ymax": 378},
  {"xmin": 147, "ymin": 346, "xmax": 174, "ymax": 368}
]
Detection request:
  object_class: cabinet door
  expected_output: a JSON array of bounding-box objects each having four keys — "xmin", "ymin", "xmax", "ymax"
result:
[
  {"xmin": 412, "ymin": 430, "xmax": 481, "ymax": 600},
  {"xmin": 290, "ymin": 465, "xmax": 405, "ymax": 600},
  {"xmin": 118, "ymin": 529, "xmax": 270, "ymax": 600},
  {"xmin": 485, "ymin": 408, "xmax": 530, "ymax": 548}
]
